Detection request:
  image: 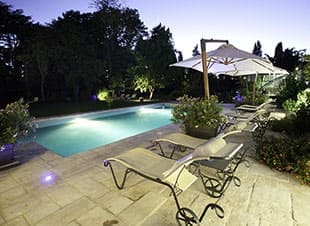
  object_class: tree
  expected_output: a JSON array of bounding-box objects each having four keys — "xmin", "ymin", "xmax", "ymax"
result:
[
  {"xmin": 302, "ymin": 55, "xmax": 310, "ymax": 81},
  {"xmin": 27, "ymin": 26, "xmax": 52, "ymax": 101},
  {"xmin": 176, "ymin": 50, "xmax": 183, "ymax": 62},
  {"xmin": 134, "ymin": 24, "xmax": 177, "ymax": 98},
  {"xmin": 92, "ymin": 0, "xmax": 121, "ymax": 9},
  {"xmin": 252, "ymin": 40, "xmax": 262, "ymax": 57},
  {"xmin": 50, "ymin": 11, "xmax": 104, "ymax": 100},
  {"xmin": 0, "ymin": 1, "xmax": 34, "ymax": 104},
  {"xmin": 192, "ymin": 44, "xmax": 200, "ymax": 56},
  {"xmin": 90, "ymin": 3, "xmax": 147, "ymax": 91},
  {"xmin": 266, "ymin": 42, "xmax": 305, "ymax": 72},
  {"xmin": 133, "ymin": 72, "xmax": 156, "ymax": 99}
]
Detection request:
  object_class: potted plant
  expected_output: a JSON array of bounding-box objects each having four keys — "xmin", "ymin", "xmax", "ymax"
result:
[
  {"xmin": 0, "ymin": 98, "xmax": 35, "ymax": 167},
  {"xmin": 171, "ymin": 95, "xmax": 226, "ymax": 138}
]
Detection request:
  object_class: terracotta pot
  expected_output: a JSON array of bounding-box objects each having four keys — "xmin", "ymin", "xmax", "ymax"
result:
[
  {"xmin": 185, "ymin": 126, "xmax": 218, "ymax": 139},
  {"xmin": 0, "ymin": 143, "xmax": 14, "ymax": 165}
]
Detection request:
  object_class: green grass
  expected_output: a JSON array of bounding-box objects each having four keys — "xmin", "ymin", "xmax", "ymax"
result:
[{"xmin": 30, "ymin": 99, "xmax": 162, "ymax": 118}]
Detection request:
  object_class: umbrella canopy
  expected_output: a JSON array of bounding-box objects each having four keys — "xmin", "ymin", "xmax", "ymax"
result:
[
  {"xmin": 171, "ymin": 43, "xmax": 287, "ymax": 101},
  {"xmin": 171, "ymin": 44, "xmax": 276, "ymax": 74}
]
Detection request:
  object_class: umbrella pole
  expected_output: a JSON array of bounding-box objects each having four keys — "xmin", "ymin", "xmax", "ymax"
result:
[
  {"xmin": 200, "ymin": 39, "xmax": 229, "ymax": 99},
  {"xmin": 252, "ymin": 72, "xmax": 258, "ymax": 104},
  {"xmin": 201, "ymin": 42, "xmax": 209, "ymax": 99}
]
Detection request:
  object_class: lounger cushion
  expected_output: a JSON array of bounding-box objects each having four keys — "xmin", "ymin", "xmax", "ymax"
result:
[
  {"xmin": 192, "ymin": 137, "xmax": 226, "ymax": 158},
  {"xmin": 192, "ymin": 137, "xmax": 243, "ymax": 160},
  {"xmin": 111, "ymin": 148, "xmax": 176, "ymax": 179}
]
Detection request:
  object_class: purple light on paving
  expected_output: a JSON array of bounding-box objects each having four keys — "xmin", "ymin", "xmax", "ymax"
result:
[
  {"xmin": 41, "ymin": 172, "xmax": 56, "ymax": 185},
  {"xmin": 44, "ymin": 175, "xmax": 53, "ymax": 182}
]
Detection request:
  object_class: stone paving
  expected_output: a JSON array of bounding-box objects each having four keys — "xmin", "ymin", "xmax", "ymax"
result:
[{"xmin": 0, "ymin": 124, "xmax": 309, "ymax": 226}]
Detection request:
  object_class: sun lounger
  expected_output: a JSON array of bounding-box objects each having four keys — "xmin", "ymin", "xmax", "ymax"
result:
[
  {"xmin": 235, "ymin": 98, "xmax": 273, "ymax": 112},
  {"xmin": 225, "ymin": 108, "xmax": 267, "ymax": 123},
  {"xmin": 104, "ymin": 136, "xmax": 244, "ymax": 225},
  {"xmin": 154, "ymin": 123, "xmax": 255, "ymax": 159}
]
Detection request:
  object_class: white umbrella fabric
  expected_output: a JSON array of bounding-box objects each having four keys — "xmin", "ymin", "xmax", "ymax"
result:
[
  {"xmin": 171, "ymin": 43, "xmax": 287, "ymax": 102},
  {"xmin": 171, "ymin": 44, "xmax": 277, "ymax": 74}
]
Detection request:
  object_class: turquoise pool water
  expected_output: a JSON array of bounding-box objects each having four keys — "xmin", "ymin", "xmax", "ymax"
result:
[{"xmin": 31, "ymin": 104, "xmax": 172, "ymax": 157}]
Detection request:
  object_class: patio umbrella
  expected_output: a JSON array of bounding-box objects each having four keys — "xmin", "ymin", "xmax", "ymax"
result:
[
  {"xmin": 171, "ymin": 43, "xmax": 282, "ymax": 100},
  {"xmin": 216, "ymin": 64, "xmax": 288, "ymax": 99}
]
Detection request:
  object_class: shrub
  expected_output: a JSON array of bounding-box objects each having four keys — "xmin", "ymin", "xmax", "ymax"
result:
[
  {"xmin": 277, "ymin": 71, "xmax": 307, "ymax": 105},
  {"xmin": 0, "ymin": 98, "xmax": 35, "ymax": 146},
  {"xmin": 240, "ymin": 90, "xmax": 269, "ymax": 106},
  {"xmin": 269, "ymin": 117, "xmax": 295, "ymax": 134},
  {"xmin": 171, "ymin": 95, "xmax": 226, "ymax": 129},
  {"xmin": 293, "ymin": 159, "xmax": 310, "ymax": 185},
  {"xmin": 256, "ymin": 136, "xmax": 310, "ymax": 185},
  {"xmin": 97, "ymin": 89, "xmax": 113, "ymax": 103},
  {"xmin": 283, "ymin": 88, "xmax": 310, "ymax": 112}
]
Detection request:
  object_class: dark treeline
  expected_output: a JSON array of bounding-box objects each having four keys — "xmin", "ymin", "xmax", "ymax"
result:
[
  {"xmin": 0, "ymin": 0, "xmax": 180, "ymax": 105},
  {"xmin": 0, "ymin": 0, "xmax": 307, "ymax": 106}
]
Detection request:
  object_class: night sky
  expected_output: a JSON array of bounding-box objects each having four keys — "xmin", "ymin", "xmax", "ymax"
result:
[{"xmin": 4, "ymin": 0, "xmax": 309, "ymax": 58}]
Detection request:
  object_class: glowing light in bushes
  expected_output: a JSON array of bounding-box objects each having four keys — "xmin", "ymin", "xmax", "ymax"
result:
[{"xmin": 97, "ymin": 89, "xmax": 110, "ymax": 101}]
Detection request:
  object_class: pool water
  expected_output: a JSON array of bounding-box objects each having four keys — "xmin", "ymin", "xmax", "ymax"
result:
[{"xmin": 30, "ymin": 105, "xmax": 172, "ymax": 157}]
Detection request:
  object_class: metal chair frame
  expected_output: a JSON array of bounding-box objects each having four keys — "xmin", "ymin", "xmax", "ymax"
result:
[{"xmin": 104, "ymin": 159, "xmax": 224, "ymax": 226}]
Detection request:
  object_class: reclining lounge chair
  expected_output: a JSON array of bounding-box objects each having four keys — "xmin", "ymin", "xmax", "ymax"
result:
[
  {"xmin": 104, "ymin": 135, "xmax": 244, "ymax": 225},
  {"xmin": 235, "ymin": 98, "xmax": 273, "ymax": 112},
  {"xmin": 154, "ymin": 122, "xmax": 257, "ymax": 159}
]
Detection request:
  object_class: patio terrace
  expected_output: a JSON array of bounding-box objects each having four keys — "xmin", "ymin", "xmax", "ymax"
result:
[{"xmin": 0, "ymin": 124, "xmax": 309, "ymax": 226}]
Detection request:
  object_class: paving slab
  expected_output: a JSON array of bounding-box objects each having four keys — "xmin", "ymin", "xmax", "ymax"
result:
[
  {"xmin": 97, "ymin": 191, "xmax": 134, "ymax": 215},
  {"xmin": 46, "ymin": 183, "xmax": 84, "ymax": 207},
  {"xmin": 119, "ymin": 192, "xmax": 167, "ymax": 225},
  {"xmin": 76, "ymin": 206, "xmax": 126, "ymax": 226},
  {"xmin": 36, "ymin": 197, "xmax": 95, "ymax": 226},
  {"xmin": 1, "ymin": 216, "xmax": 29, "ymax": 226}
]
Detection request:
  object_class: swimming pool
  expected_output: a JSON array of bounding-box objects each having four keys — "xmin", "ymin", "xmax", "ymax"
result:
[{"xmin": 30, "ymin": 104, "xmax": 172, "ymax": 157}]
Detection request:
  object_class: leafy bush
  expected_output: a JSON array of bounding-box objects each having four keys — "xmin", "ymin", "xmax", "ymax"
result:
[
  {"xmin": 256, "ymin": 136, "xmax": 310, "ymax": 185},
  {"xmin": 269, "ymin": 117, "xmax": 295, "ymax": 134},
  {"xmin": 292, "ymin": 159, "xmax": 310, "ymax": 185},
  {"xmin": 277, "ymin": 71, "xmax": 307, "ymax": 105},
  {"xmin": 171, "ymin": 95, "xmax": 226, "ymax": 129},
  {"xmin": 283, "ymin": 88, "xmax": 310, "ymax": 112},
  {"xmin": 97, "ymin": 88, "xmax": 113, "ymax": 103},
  {"xmin": 239, "ymin": 90, "xmax": 269, "ymax": 106},
  {"xmin": 0, "ymin": 99, "xmax": 35, "ymax": 146}
]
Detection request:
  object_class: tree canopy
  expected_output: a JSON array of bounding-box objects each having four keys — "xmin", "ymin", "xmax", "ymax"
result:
[{"xmin": 0, "ymin": 0, "xmax": 308, "ymax": 106}]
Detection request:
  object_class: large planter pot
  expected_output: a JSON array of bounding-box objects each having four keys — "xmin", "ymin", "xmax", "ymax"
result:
[
  {"xmin": 0, "ymin": 143, "xmax": 19, "ymax": 169},
  {"xmin": 185, "ymin": 126, "xmax": 218, "ymax": 139},
  {"xmin": 0, "ymin": 143, "xmax": 14, "ymax": 165}
]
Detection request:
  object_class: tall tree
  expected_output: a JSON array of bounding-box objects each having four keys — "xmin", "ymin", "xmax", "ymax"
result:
[
  {"xmin": 176, "ymin": 50, "xmax": 183, "ymax": 62},
  {"xmin": 50, "ymin": 11, "xmax": 104, "ymax": 100},
  {"xmin": 252, "ymin": 40, "xmax": 262, "ymax": 56},
  {"xmin": 20, "ymin": 25, "xmax": 52, "ymax": 101},
  {"xmin": 266, "ymin": 42, "xmax": 305, "ymax": 72},
  {"xmin": 302, "ymin": 55, "xmax": 310, "ymax": 81},
  {"xmin": 192, "ymin": 44, "xmax": 200, "ymax": 56},
  {"xmin": 92, "ymin": 0, "xmax": 121, "ymax": 9},
  {"xmin": 0, "ymin": 1, "xmax": 34, "ymax": 104},
  {"xmin": 90, "ymin": 3, "xmax": 147, "ymax": 91},
  {"xmin": 134, "ymin": 24, "xmax": 177, "ymax": 99}
]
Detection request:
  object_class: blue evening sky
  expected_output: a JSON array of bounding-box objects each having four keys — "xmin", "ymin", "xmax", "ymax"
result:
[{"xmin": 4, "ymin": 0, "xmax": 310, "ymax": 58}]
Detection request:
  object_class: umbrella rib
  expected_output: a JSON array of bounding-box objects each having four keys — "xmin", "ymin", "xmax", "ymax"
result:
[{"xmin": 252, "ymin": 59, "xmax": 274, "ymax": 72}]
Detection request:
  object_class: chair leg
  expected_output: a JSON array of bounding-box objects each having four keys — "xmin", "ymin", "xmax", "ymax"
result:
[
  {"xmin": 199, "ymin": 172, "xmax": 233, "ymax": 198},
  {"xmin": 199, "ymin": 203, "xmax": 224, "ymax": 221},
  {"xmin": 176, "ymin": 208, "xmax": 200, "ymax": 225},
  {"xmin": 104, "ymin": 160, "xmax": 131, "ymax": 190}
]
